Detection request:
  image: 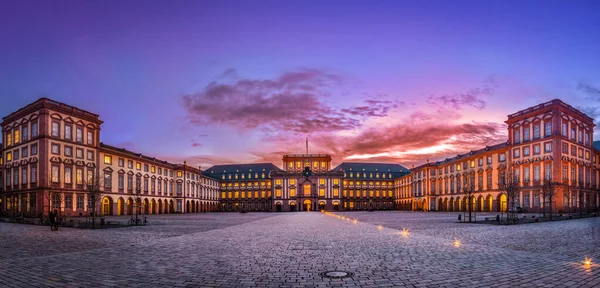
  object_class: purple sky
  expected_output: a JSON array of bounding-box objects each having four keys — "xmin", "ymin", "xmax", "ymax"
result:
[{"xmin": 1, "ymin": 0, "xmax": 600, "ymax": 169}]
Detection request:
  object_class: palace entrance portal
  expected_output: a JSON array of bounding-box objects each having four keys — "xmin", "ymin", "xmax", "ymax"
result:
[{"xmin": 303, "ymin": 199, "xmax": 312, "ymax": 211}]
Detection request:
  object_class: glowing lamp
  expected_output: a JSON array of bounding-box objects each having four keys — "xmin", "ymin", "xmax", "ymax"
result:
[
  {"xmin": 353, "ymin": 219, "xmax": 358, "ymax": 224},
  {"xmin": 584, "ymin": 257, "xmax": 592, "ymax": 266},
  {"xmin": 454, "ymin": 240, "xmax": 461, "ymax": 248},
  {"xmin": 377, "ymin": 225, "xmax": 383, "ymax": 231},
  {"xmin": 401, "ymin": 228, "xmax": 409, "ymax": 238}
]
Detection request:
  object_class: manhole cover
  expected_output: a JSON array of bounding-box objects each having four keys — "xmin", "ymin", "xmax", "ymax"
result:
[{"xmin": 319, "ymin": 271, "xmax": 354, "ymax": 279}]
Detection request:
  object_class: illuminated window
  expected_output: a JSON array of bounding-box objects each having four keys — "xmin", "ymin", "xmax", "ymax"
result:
[
  {"xmin": 275, "ymin": 179, "xmax": 282, "ymax": 185},
  {"xmin": 261, "ymin": 191, "xmax": 266, "ymax": 198},
  {"xmin": 228, "ymin": 192, "xmax": 232, "ymax": 198},
  {"xmin": 234, "ymin": 192, "xmax": 239, "ymax": 198},
  {"xmin": 296, "ymin": 161, "xmax": 301, "ymax": 168},
  {"xmin": 275, "ymin": 189, "xmax": 282, "ymax": 197},
  {"xmin": 319, "ymin": 179, "xmax": 325, "ymax": 185},
  {"xmin": 313, "ymin": 161, "xmax": 318, "ymax": 168},
  {"xmin": 290, "ymin": 188, "xmax": 296, "ymax": 197},
  {"xmin": 136, "ymin": 162, "xmax": 141, "ymax": 170},
  {"xmin": 456, "ymin": 164, "xmax": 461, "ymax": 171},
  {"xmin": 6, "ymin": 133, "xmax": 12, "ymax": 146},
  {"xmin": 104, "ymin": 155, "xmax": 112, "ymax": 164},
  {"xmin": 241, "ymin": 192, "xmax": 245, "ymax": 198},
  {"xmin": 369, "ymin": 190, "xmax": 374, "ymax": 197},
  {"xmin": 14, "ymin": 130, "xmax": 19, "ymax": 144},
  {"xmin": 470, "ymin": 161, "xmax": 475, "ymax": 168},
  {"xmin": 151, "ymin": 166, "xmax": 155, "ymax": 173},
  {"xmin": 388, "ymin": 191, "xmax": 393, "ymax": 197},
  {"xmin": 51, "ymin": 166, "xmax": 59, "ymax": 183},
  {"xmin": 177, "ymin": 171, "xmax": 183, "ymax": 177},
  {"xmin": 304, "ymin": 184, "xmax": 311, "ymax": 196},
  {"xmin": 376, "ymin": 191, "xmax": 380, "ymax": 197},
  {"xmin": 290, "ymin": 179, "xmax": 296, "ymax": 185},
  {"xmin": 76, "ymin": 168, "xmax": 83, "ymax": 184},
  {"xmin": 6, "ymin": 152, "xmax": 12, "ymax": 161},
  {"xmin": 288, "ymin": 162, "xmax": 293, "ymax": 168},
  {"xmin": 333, "ymin": 188, "xmax": 339, "ymax": 197},
  {"xmin": 255, "ymin": 191, "xmax": 259, "ymax": 198},
  {"xmin": 350, "ymin": 190, "xmax": 354, "ymax": 197},
  {"xmin": 221, "ymin": 192, "xmax": 226, "ymax": 198},
  {"xmin": 333, "ymin": 179, "xmax": 339, "ymax": 185},
  {"xmin": 319, "ymin": 188, "xmax": 325, "ymax": 197}
]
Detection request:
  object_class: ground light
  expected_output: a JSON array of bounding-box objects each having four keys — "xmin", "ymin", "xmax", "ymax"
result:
[
  {"xmin": 454, "ymin": 239, "xmax": 461, "ymax": 248},
  {"xmin": 377, "ymin": 225, "xmax": 383, "ymax": 231},
  {"xmin": 584, "ymin": 257, "xmax": 592, "ymax": 266},
  {"xmin": 401, "ymin": 228, "xmax": 409, "ymax": 238},
  {"xmin": 353, "ymin": 219, "xmax": 358, "ymax": 224}
]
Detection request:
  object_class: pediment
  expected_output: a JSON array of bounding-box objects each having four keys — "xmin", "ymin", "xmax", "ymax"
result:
[{"xmin": 50, "ymin": 156, "xmax": 62, "ymax": 163}]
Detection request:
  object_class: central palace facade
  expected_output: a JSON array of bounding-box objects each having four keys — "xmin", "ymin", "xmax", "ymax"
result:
[{"xmin": 1, "ymin": 98, "xmax": 599, "ymax": 217}]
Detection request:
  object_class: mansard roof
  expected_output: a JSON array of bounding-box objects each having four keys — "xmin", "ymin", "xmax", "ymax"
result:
[
  {"xmin": 593, "ymin": 141, "xmax": 600, "ymax": 152},
  {"xmin": 202, "ymin": 163, "xmax": 283, "ymax": 180},
  {"xmin": 331, "ymin": 162, "xmax": 410, "ymax": 180}
]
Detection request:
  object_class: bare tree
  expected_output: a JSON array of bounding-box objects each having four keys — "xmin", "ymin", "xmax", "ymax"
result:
[
  {"xmin": 540, "ymin": 179, "xmax": 557, "ymax": 220},
  {"xmin": 83, "ymin": 172, "xmax": 103, "ymax": 229},
  {"xmin": 42, "ymin": 177, "xmax": 65, "ymax": 223},
  {"xmin": 462, "ymin": 172, "xmax": 476, "ymax": 222},
  {"xmin": 500, "ymin": 169, "xmax": 521, "ymax": 224}
]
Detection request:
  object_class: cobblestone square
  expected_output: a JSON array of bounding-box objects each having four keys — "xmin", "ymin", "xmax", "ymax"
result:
[{"xmin": 1, "ymin": 212, "xmax": 600, "ymax": 287}]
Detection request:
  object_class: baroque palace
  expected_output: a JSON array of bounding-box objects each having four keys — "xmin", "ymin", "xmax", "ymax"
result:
[{"xmin": 1, "ymin": 98, "xmax": 599, "ymax": 217}]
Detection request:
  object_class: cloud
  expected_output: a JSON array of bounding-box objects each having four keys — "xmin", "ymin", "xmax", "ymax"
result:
[
  {"xmin": 426, "ymin": 76, "xmax": 498, "ymax": 110},
  {"xmin": 182, "ymin": 68, "xmax": 393, "ymax": 134},
  {"xmin": 310, "ymin": 120, "xmax": 507, "ymax": 167},
  {"xmin": 578, "ymin": 82, "xmax": 600, "ymax": 100}
]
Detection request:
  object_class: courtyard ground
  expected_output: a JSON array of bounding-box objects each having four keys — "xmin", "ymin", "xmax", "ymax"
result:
[{"xmin": 0, "ymin": 211, "xmax": 599, "ymax": 287}]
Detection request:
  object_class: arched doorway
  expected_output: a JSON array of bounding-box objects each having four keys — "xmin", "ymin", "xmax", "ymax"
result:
[
  {"xmin": 276, "ymin": 202, "xmax": 282, "ymax": 212},
  {"xmin": 449, "ymin": 198, "xmax": 454, "ymax": 212},
  {"xmin": 290, "ymin": 202, "xmax": 296, "ymax": 212},
  {"xmin": 499, "ymin": 194, "xmax": 507, "ymax": 212},
  {"xmin": 303, "ymin": 199, "xmax": 312, "ymax": 211},
  {"xmin": 150, "ymin": 199, "xmax": 156, "ymax": 214},
  {"xmin": 319, "ymin": 201, "xmax": 325, "ymax": 211},
  {"xmin": 486, "ymin": 195, "xmax": 493, "ymax": 212},
  {"xmin": 143, "ymin": 199, "xmax": 149, "ymax": 214},
  {"xmin": 127, "ymin": 198, "xmax": 133, "ymax": 215},
  {"xmin": 438, "ymin": 198, "xmax": 443, "ymax": 211},
  {"xmin": 333, "ymin": 201, "xmax": 339, "ymax": 211},
  {"xmin": 102, "ymin": 197, "xmax": 113, "ymax": 216},
  {"xmin": 117, "ymin": 198, "xmax": 124, "ymax": 216}
]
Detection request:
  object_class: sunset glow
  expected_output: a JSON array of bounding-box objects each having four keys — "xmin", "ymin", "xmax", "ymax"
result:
[{"xmin": 1, "ymin": 1, "xmax": 598, "ymax": 169}]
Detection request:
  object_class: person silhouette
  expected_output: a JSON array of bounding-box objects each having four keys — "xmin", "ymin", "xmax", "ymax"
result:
[{"xmin": 49, "ymin": 210, "xmax": 55, "ymax": 231}]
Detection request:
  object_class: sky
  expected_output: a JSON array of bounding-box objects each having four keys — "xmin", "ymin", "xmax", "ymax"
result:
[{"xmin": 1, "ymin": 0, "xmax": 600, "ymax": 169}]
